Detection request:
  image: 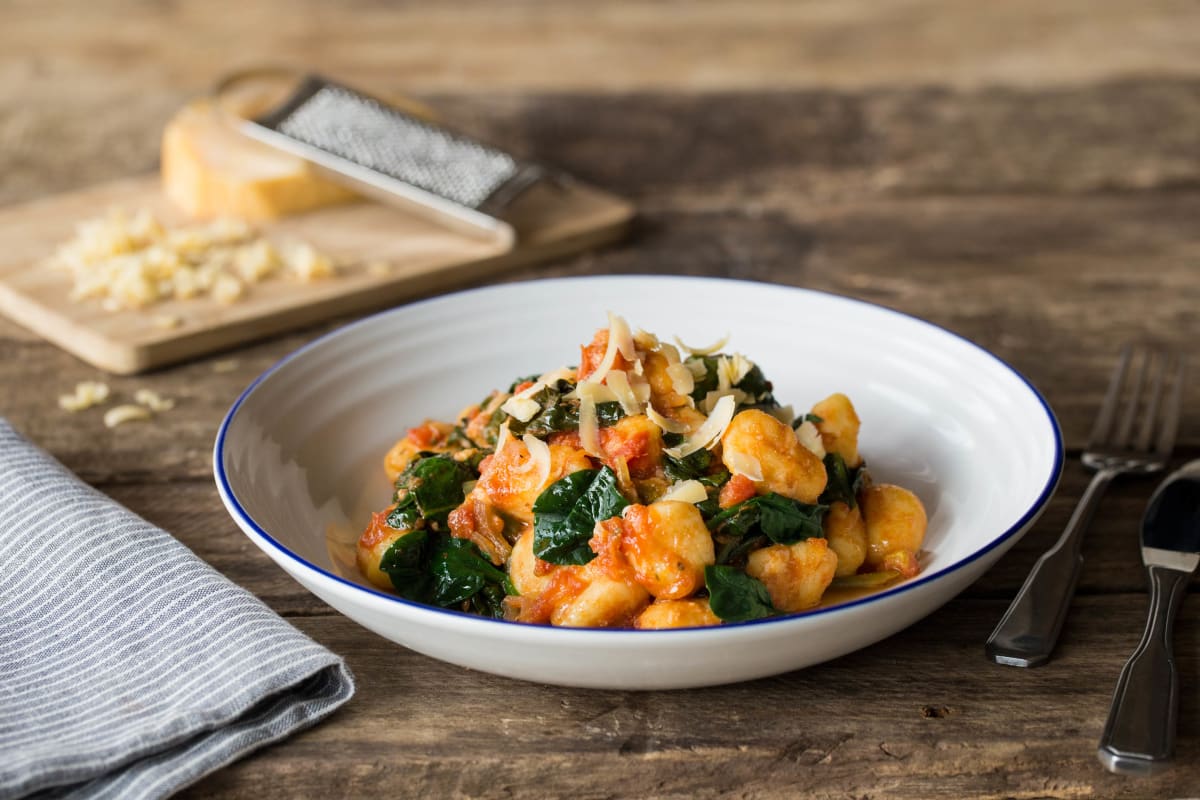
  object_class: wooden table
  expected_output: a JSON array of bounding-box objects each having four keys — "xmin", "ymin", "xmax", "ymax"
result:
[{"xmin": 3, "ymin": 2, "xmax": 1199, "ymax": 797}]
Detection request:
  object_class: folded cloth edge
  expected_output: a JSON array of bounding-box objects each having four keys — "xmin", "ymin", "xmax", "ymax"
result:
[{"xmin": 0, "ymin": 419, "xmax": 356, "ymax": 800}]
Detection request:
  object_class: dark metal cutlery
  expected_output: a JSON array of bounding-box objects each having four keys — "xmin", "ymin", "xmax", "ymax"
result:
[
  {"xmin": 1098, "ymin": 460, "xmax": 1200, "ymax": 774},
  {"xmin": 986, "ymin": 344, "xmax": 1186, "ymax": 667}
]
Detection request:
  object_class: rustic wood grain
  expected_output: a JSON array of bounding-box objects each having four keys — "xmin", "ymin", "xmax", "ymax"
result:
[
  {"xmin": 175, "ymin": 597, "xmax": 1200, "ymax": 800},
  {"xmin": 4, "ymin": 2, "xmax": 1200, "ymax": 797}
]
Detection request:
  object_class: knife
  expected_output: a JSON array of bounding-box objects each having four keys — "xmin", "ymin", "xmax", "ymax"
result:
[{"xmin": 1097, "ymin": 459, "xmax": 1200, "ymax": 775}]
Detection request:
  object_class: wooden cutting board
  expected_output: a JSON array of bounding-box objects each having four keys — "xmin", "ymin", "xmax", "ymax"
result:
[{"xmin": 0, "ymin": 176, "xmax": 632, "ymax": 374}]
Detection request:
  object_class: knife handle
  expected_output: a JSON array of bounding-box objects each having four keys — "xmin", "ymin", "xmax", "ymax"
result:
[
  {"xmin": 985, "ymin": 468, "xmax": 1117, "ymax": 667},
  {"xmin": 1097, "ymin": 565, "xmax": 1190, "ymax": 775}
]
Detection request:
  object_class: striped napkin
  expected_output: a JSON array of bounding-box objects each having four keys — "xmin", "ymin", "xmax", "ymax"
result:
[{"xmin": 0, "ymin": 420, "xmax": 354, "ymax": 800}]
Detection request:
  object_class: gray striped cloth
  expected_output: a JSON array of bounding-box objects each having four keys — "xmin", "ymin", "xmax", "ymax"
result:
[{"xmin": 0, "ymin": 420, "xmax": 355, "ymax": 799}]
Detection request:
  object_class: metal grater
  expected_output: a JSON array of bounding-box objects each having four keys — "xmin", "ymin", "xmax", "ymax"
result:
[{"xmin": 215, "ymin": 71, "xmax": 548, "ymax": 245}]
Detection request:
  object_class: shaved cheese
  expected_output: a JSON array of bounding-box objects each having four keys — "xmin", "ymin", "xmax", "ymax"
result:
[
  {"xmin": 715, "ymin": 358, "xmax": 732, "ymax": 392},
  {"xmin": 659, "ymin": 480, "xmax": 708, "ymax": 505},
  {"xmin": 578, "ymin": 394, "xmax": 601, "ymax": 457},
  {"xmin": 795, "ymin": 420, "xmax": 826, "ymax": 457},
  {"xmin": 684, "ymin": 359, "xmax": 708, "ymax": 379},
  {"xmin": 585, "ymin": 312, "xmax": 635, "ymax": 385},
  {"xmin": 767, "ymin": 404, "xmax": 796, "ymax": 426},
  {"xmin": 646, "ymin": 406, "xmax": 690, "ymax": 435},
  {"xmin": 605, "ymin": 370, "xmax": 642, "ymax": 416},
  {"xmin": 702, "ymin": 388, "xmax": 748, "ymax": 415},
  {"xmin": 666, "ymin": 362, "xmax": 695, "ymax": 397},
  {"xmin": 611, "ymin": 312, "xmax": 636, "ymax": 359},
  {"xmin": 720, "ymin": 353, "xmax": 755, "ymax": 387},
  {"xmin": 659, "ymin": 343, "xmax": 682, "ymax": 365},
  {"xmin": 103, "ymin": 404, "xmax": 151, "ymax": 428},
  {"xmin": 665, "ymin": 395, "xmax": 737, "ymax": 458},
  {"xmin": 495, "ymin": 420, "xmax": 513, "ymax": 454},
  {"xmin": 536, "ymin": 366, "xmax": 576, "ymax": 388},
  {"xmin": 521, "ymin": 434, "xmax": 552, "ymax": 489},
  {"xmin": 576, "ymin": 381, "xmax": 618, "ymax": 405},
  {"xmin": 134, "ymin": 388, "xmax": 175, "ymax": 412},
  {"xmin": 631, "ymin": 379, "xmax": 652, "ymax": 404},
  {"xmin": 501, "ymin": 395, "xmax": 541, "ymax": 423},
  {"xmin": 59, "ymin": 381, "xmax": 110, "ymax": 412},
  {"xmin": 632, "ymin": 329, "xmax": 660, "ymax": 351},
  {"xmin": 724, "ymin": 450, "xmax": 764, "ymax": 482},
  {"xmin": 512, "ymin": 366, "xmax": 575, "ymax": 402},
  {"xmin": 675, "ymin": 333, "xmax": 730, "ymax": 357},
  {"xmin": 502, "ymin": 366, "xmax": 575, "ymax": 421}
]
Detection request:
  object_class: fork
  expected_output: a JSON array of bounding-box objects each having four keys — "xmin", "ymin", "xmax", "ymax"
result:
[{"xmin": 986, "ymin": 343, "xmax": 1185, "ymax": 667}]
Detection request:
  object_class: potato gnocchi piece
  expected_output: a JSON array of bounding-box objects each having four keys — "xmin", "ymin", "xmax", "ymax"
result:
[
  {"xmin": 477, "ymin": 440, "xmax": 593, "ymax": 524},
  {"xmin": 720, "ymin": 409, "xmax": 827, "ymax": 504},
  {"xmin": 745, "ymin": 537, "xmax": 838, "ymax": 613},
  {"xmin": 620, "ymin": 501, "xmax": 715, "ymax": 600},
  {"xmin": 861, "ymin": 484, "xmax": 927, "ymax": 577},
  {"xmin": 810, "ymin": 393, "xmax": 862, "ymax": 467},
  {"xmin": 824, "ymin": 501, "xmax": 868, "ymax": 577},
  {"xmin": 550, "ymin": 571, "xmax": 650, "ymax": 628},
  {"xmin": 356, "ymin": 510, "xmax": 417, "ymax": 591},
  {"xmin": 383, "ymin": 420, "xmax": 457, "ymax": 483},
  {"xmin": 635, "ymin": 598, "xmax": 722, "ymax": 629}
]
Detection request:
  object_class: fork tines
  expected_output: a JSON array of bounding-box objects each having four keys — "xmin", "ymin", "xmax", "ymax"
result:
[{"xmin": 1089, "ymin": 343, "xmax": 1187, "ymax": 460}]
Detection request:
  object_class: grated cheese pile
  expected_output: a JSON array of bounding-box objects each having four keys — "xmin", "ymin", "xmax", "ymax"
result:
[{"xmin": 47, "ymin": 208, "xmax": 337, "ymax": 311}]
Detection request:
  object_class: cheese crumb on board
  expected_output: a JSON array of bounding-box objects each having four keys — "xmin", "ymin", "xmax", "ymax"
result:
[
  {"xmin": 59, "ymin": 381, "xmax": 111, "ymax": 412},
  {"xmin": 46, "ymin": 208, "xmax": 338, "ymax": 311}
]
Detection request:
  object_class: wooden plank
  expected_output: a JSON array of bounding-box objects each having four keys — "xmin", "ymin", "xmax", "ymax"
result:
[
  {"xmin": 175, "ymin": 595, "xmax": 1200, "ymax": 799},
  {"xmin": 7, "ymin": 79, "xmax": 1200, "ymax": 208},
  {"xmin": 0, "ymin": 176, "xmax": 631, "ymax": 373},
  {"xmin": 2, "ymin": 0, "xmax": 1198, "ymax": 106}
]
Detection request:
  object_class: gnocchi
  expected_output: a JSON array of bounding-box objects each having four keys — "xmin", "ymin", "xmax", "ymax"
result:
[{"xmin": 357, "ymin": 315, "xmax": 929, "ymax": 627}]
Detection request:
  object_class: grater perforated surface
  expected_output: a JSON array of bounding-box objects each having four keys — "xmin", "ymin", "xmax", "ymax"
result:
[{"xmin": 271, "ymin": 85, "xmax": 519, "ymax": 210}]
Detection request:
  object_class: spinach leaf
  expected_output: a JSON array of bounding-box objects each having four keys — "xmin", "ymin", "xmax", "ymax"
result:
[
  {"xmin": 708, "ymin": 492, "xmax": 827, "ymax": 545},
  {"xmin": 481, "ymin": 406, "xmax": 507, "ymax": 446},
  {"xmin": 704, "ymin": 565, "xmax": 775, "ymax": 622},
  {"xmin": 685, "ymin": 355, "xmax": 777, "ymax": 408},
  {"xmin": 429, "ymin": 537, "xmax": 507, "ymax": 607},
  {"xmin": 735, "ymin": 364, "xmax": 777, "ymax": 407},
  {"xmin": 388, "ymin": 455, "xmax": 475, "ymax": 529},
  {"xmin": 818, "ymin": 453, "xmax": 866, "ymax": 509},
  {"xmin": 792, "ymin": 412, "xmax": 823, "ymax": 429},
  {"xmin": 698, "ymin": 470, "xmax": 731, "ymax": 490},
  {"xmin": 508, "ymin": 380, "xmax": 625, "ymax": 437},
  {"xmin": 532, "ymin": 467, "xmax": 629, "ymax": 565},
  {"xmin": 756, "ymin": 494, "xmax": 825, "ymax": 541},
  {"xmin": 379, "ymin": 530, "xmax": 430, "ymax": 599},
  {"xmin": 663, "ymin": 448, "xmax": 712, "ymax": 483},
  {"xmin": 687, "ymin": 356, "xmax": 721, "ymax": 403},
  {"xmin": 470, "ymin": 582, "xmax": 507, "ymax": 618}
]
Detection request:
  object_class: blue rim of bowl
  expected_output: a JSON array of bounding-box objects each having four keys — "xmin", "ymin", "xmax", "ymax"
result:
[{"xmin": 214, "ymin": 275, "xmax": 1064, "ymax": 635}]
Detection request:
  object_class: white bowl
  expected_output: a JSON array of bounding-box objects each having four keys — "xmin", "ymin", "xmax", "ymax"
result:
[{"xmin": 215, "ymin": 276, "xmax": 1062, "ymax": 690}]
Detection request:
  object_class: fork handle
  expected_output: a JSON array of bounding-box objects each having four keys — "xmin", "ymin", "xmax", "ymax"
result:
[
  {"xmin": 985, "ymin": 467, "xmax": 1118, "ymax": 667},
  {"xmin": 1097, "ymin": 565, "xmax": 1190, "ymax": 774}
]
